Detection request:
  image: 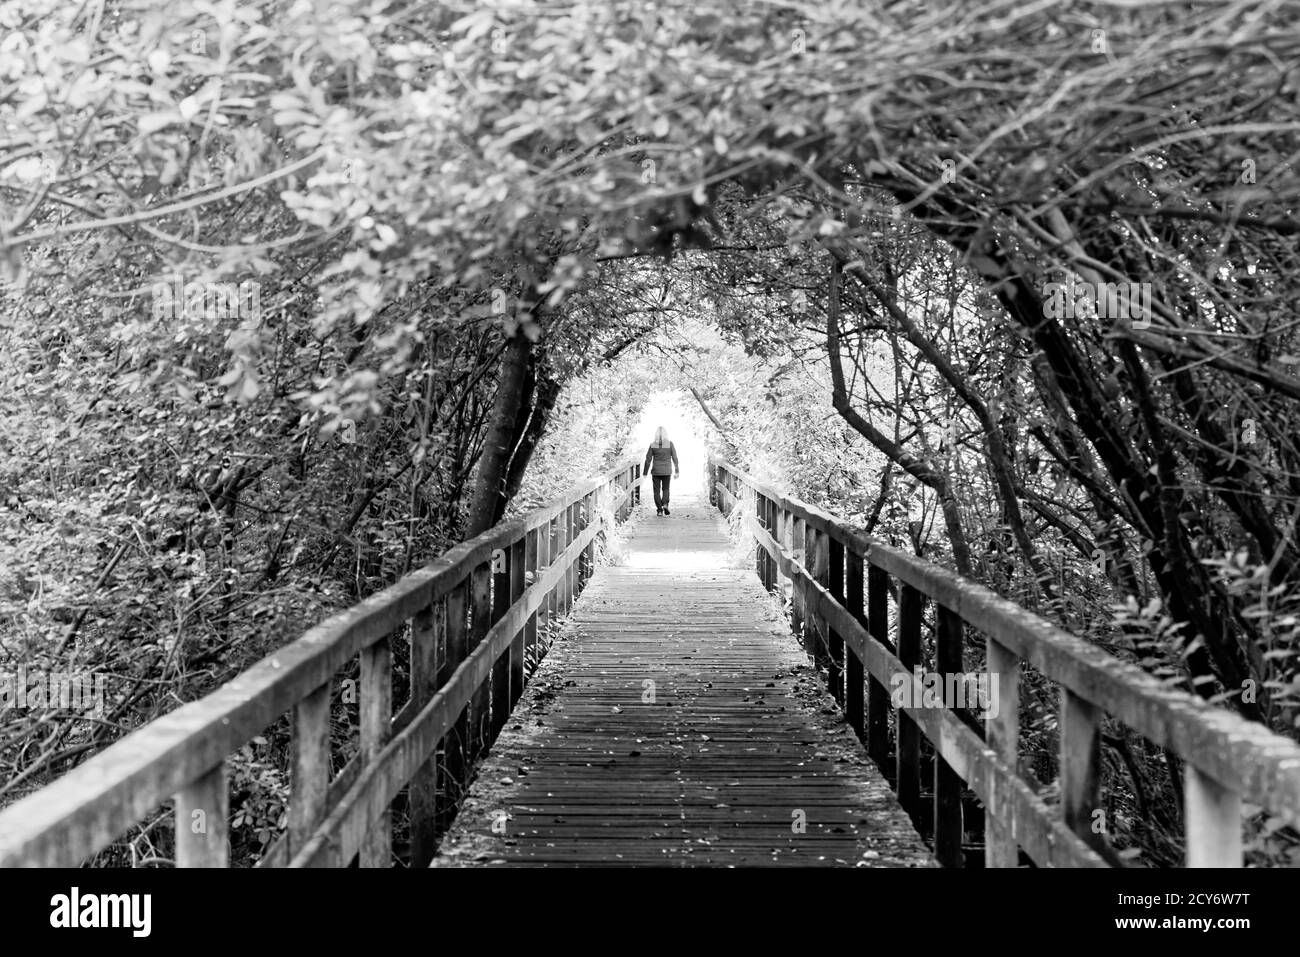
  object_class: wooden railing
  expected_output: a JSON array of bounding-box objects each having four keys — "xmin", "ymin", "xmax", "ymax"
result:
[
  {"xmin": 0, "ymin": 461, "xmax": 644, "ymax": 867},
  {"xmin": 709, "ymin": 456, "xmax": 1300, "ymax": 868}
]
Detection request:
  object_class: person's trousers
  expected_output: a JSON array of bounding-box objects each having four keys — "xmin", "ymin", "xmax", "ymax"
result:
[{"xmin": 652, "ymin": 474, "xmax": 671, "ymax": 509}]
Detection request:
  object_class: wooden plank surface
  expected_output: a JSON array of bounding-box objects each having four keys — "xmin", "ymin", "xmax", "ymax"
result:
[{"xmin": 435, "ymin": 493, "xmax": 934, "ymax": 868}]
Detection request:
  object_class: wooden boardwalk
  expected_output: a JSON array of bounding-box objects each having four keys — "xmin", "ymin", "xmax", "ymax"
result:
[
  {"xmin": 10, "ymin": 461, "xmax": 1298, "ymax": 869},
  {"xmin": 434, "ymin": 490, "xmax": 934, "ymax": 867}
]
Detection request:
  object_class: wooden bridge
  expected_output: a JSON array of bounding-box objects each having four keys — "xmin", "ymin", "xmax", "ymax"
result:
[{"xmin": 2, "ymin": 458, "xmax": 1300, "ymax": 867}]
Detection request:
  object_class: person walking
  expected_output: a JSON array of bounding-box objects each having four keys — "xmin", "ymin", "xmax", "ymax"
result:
[{"xmin": 643, "ymin": 426, "xmax": 680, "ymax": 515}]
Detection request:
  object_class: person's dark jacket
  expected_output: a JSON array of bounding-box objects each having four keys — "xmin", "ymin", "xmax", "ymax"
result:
[{"xmin": 644, "ymin": 442, "xmax": 679, "ymax": 476}]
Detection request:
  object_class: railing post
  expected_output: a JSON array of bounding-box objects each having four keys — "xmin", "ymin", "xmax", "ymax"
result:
[
  {"xmin": 985, "ymin": 637, "xmax": 1020, "ymax": 867},
  {"xmin": 440, "ymin": 581, "xmax": 469, "ymax": 829},
  {"xmin": 564, "ymin": 503, "xmax": 576, "ymax": 614},
  {"xmin": 827, "ymin": 536, "xmax": 845, "ymax": 706},
  {"xmin": 581, "ymin": 491, "xmax": 594, "ymax": 589},
  {"xmin": 776, "ymin": 506, "xmax": 790, "ymax": 596},
  {"xmin": 767, "ymin": 499, "xmax": 779, "ymax": 590},
  {"xmin": 289, "ymin": 682, "xmax": 331, "ymax": 860},
  {"xmin": 508, "ymin": 534, "xmax": 526, "ymax": 710},
  {"xmin": 764, "ymin": 496, "xmax": 774, "ymax": 587},
  {"xmin": 360, "ymin": 632, "xmax": 393, "ymax": 866},
  {"xmin": 755, "ymin": 492, "xmax": 766, "ymax": 585},
  {"xmin": 547, "ymin": 512, "xmax": 561, "ymax": 627},
  {"xmin": 490, "ymin": 542, "xmax": 512, "ymax": 742},
  {"xmin": 523, "ymin": 527, "xmax": 540, "ymax": 677},
  {"xmin": 175, "ymin": 763, "xmax": 229, "ymax": 867},
  {"xmin": 845, "ymin": 550, "xmax": 866, "ymax": 742},
  {"xmin": 896, "ymin": 583, "xmax": 923, "ymax": 828},
  {"xmin": 467, "ymin": 561, "xmax": 492, "ymax": 766},
  {"xmin": 791, "ymin": 515, "xmax": 806, "ymax": 639},
  {"xmin": 934, "ymin": 606, "xmax": 964, "ymax": 867},
  {"xmin": 866, "ymin": 564, "xmax": 891, "ymax": 767},
  {"xmin": 634, "ymin": 465, "xmax": 641, "ymax": 505},
  {"xmin": 410, "ymin": 600, "xmax": 443, "ymax": 866},
  {"xmin": 575, "ymin": 498, "xmax": 585, "ymax": 591},
  {"xmin": 1061, "ymin": 688, "xmax": 1104, "ymax": 857},
  {"xmin": 809, "ymin": 525, "xmax": 829, "ymax": 673},
  {"xmin": 1185, "ymin": 766, "xmax": 1242, "ymax": 866}
]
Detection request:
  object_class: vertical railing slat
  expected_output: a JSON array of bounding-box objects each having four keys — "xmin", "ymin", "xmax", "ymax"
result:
[
  {"xmin": 845, "ymin": 550, "xmax": 866, "ymax": 742},
  {"xmin": 359, "ymin": 633, "xmax": 392, "ymax": 867},
  {"xmin": 581, "ymin": 491, "xmax": 595, "ymax": 589},
  {"xmin": 1061, "ymin": 688, "xmax": 1103, "ymax": 855},
  {"xmin": 441, "ymin": 581, "xmax": 469, "ymax": 830},
  {"xmin": 867, "ymin": 563, "xmax": 892, "ymax": 767},
  {"xmin": 934, "ymin": 606, "xmax": 964, "ymax": 867},
  {"xmin": 289, "ymin": 682, "xmax": 331, "ymax": 859},
  {"xmin": 985, "ymin": 637, "xmax": 1021, "ymax": 868},
  {"xmin": 1185, "ymin": 766, "xmax": 1242, "ymax": 867},
  {"xmin": 490, "ymin": 543, "xmax": 511, "ymax": 743},
  {"xmin": 175, "ymin": 763, "xmax": 229, "ymax": 867},
  {"xmin": 468, "ymin": 561, "xmax": 492, "ymax": 765},
  {"xmin": 807, "ymin": 524, "xmax": 825, "ymax": 667},
  {"xmin": 896, "ymin": 583, "xmax": 923, "ymax": 827},
  {"xmin": 551, "ymin": 512, "xmax": 561, "ymax": 624},
  {"xmin": 564, "ymin": 504, "xmax": 576, "ymax": 615},
  {"xmin": 410, "ymin": 600, "xmax": 442, "ymax": 867},
  {"xmin": 791, "ymin": 515, "xmax": 806, "ymax": 639},
  {"xmin": 509, "ymin": 534, "xmax": 526, "ymax": 709},
  {"xmin": 523, "ymin": 527, "xmax": 539, "ymax": 678},
  {"xmin": 827, "ymin": 536, "xmax": 845, "ymax": 706}
]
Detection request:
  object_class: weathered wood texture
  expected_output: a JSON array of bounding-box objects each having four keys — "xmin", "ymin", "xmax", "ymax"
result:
[
  {"xmin": 435, "ymin": 495, "xmax": 934, "ymax": 867},
  {"xmin": 709, "ymin": 456, "xmax": 1300, "ymax": 868}
]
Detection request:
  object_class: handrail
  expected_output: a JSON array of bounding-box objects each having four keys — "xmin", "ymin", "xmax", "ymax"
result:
[
  {"xmin": 0, "ymin": 460, "xmax": 644, "ymax": 867},
  {"xmin": 708, "ymin": 455, "xmax": 1300, "ymax": 868}
]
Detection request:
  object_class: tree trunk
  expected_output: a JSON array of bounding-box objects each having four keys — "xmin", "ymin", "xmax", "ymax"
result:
[
  {"xmin": 466, "ymin": 330, "xmax": 535, "ymax": 537},
  {"xmin": 499, "ymin": 366, "xmax": 562, "ymax": 509}
]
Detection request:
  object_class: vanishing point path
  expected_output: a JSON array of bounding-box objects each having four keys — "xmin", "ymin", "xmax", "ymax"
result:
[{"xmin": 435, "ymin": 489, "xmax": 934, "ymax": 867}]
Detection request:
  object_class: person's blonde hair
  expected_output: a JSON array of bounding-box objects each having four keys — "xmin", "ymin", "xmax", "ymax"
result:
[{"xmin": 654, "ymin": 426, "xmax": 669, "ymax": 447}]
